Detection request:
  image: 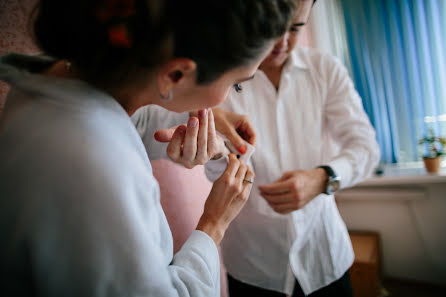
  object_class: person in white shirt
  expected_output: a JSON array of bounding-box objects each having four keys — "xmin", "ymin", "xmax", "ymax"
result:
[
  {"xmin": 204, "ymin": 0, "xmax": 381, "ymax": 296},
  {"xmin": 0, "ymin": 1, "xmax": 297, "ymax": 296}
]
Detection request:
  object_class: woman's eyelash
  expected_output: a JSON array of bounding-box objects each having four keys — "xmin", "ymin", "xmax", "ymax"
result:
[{"xmin": 233, "ymin": 83, "xmax": 243, "ymax": 93}]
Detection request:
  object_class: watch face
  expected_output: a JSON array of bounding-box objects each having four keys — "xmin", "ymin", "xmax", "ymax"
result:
[{"xmin": 327, "ymin": 178, "xmax": 341, "ymax": 194}]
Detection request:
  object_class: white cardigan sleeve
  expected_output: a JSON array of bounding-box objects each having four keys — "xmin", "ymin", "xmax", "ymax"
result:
[
  {"xmin": 27, "ymin": 144, "xmax": 220, "ymax": 297},
  {"xmin": 131, "ymin": 105, "xmax": 189, "ymax": 161}
]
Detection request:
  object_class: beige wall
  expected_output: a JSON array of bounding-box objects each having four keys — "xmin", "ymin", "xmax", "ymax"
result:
[{"xmin": 337, "ymin": 174, "xmax": 446, "ymax": 285}]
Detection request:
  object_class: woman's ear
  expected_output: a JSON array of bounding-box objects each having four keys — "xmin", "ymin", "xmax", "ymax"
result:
[{"xmin": 157, "ymin": 58, "xmax": 197, "ymax": 96}]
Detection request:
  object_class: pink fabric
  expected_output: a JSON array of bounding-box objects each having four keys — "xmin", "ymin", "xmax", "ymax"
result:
[
  {"xmin": 152, "ymin": 160, "xmax": 212, "ymax": 252},
  {"xmin": 152, "ymin": 160, "xmax": 228, "ymax": 297}
]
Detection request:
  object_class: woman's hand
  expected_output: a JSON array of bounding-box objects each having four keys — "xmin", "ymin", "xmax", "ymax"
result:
[
  {"xmin": 211, "ymin": 108, "xmax": 256, "ymax": 154},
  {"xmin": 154, "ymin": 109, "xmax": 229, "ymax": 168},
  {"xmin": 258, "ymin": 168, "xmax": 328, "ymax": 214},
  {"xmin": 196, "ymin": 154, "xmax": 254, "ymax": 245}
]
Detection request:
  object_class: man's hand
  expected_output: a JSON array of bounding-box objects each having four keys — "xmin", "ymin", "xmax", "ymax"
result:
[
  {"xmin": 211, "ymin": 108, "xmax": 256, "ymax": 154},
  {"xmin": 258, "ymin": 168, "xmax": 328, "ymax": 214}
]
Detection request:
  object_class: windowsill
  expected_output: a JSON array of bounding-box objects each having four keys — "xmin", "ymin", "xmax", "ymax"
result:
[
  {"xmin": 355, "ymin": 162, "xmax": 446, "ymax": 187},
  {"xmin": 337, "ymin": 163, "xmax": 446, "ymax": 202}
]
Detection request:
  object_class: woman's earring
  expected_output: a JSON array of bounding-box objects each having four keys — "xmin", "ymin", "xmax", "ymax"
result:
[{"xmin": 160, "ymin": 89, "xmax": 173, "ymax": 102}]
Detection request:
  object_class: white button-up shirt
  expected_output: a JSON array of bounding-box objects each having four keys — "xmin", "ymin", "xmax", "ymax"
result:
[{"xmin": 209, "ymin": 47, "xmax": 380, "ymax": 295}]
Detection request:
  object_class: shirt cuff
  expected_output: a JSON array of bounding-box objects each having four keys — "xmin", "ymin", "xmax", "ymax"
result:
[
  {"xmin": 181, "ymin": 230, "xmax": 220, "ymax": 280},
  {"xmin": 327, "ymin": 157, "xmax": 353, "ymax": 189}
]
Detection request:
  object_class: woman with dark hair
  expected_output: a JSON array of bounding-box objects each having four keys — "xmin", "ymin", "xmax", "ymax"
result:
[{"xmin": 0, "ymin": 1, "xmax": 295, "ymax": 296}]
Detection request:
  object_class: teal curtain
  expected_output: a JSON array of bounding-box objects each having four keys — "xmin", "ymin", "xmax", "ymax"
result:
[{"xmin": 340, "ymin": 0, "xmax": 446, "ymax": 163}]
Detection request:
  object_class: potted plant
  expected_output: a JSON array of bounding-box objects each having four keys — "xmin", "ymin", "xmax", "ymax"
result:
[{"xmin": 419, "ymin": 128, "xmax": 446, "ymax": 173}]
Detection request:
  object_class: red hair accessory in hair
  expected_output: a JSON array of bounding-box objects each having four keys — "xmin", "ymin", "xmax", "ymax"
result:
[
  {"xmin": 96, "ymin": 0, "xmax": 136, "ymax": 48},
  {"xmin": 96, "ymin": 0, "xmax": 136, "ymax": 23},
  {"xmin": 108, "ymin": 23, "xmax": 132, "ymax": 48}
]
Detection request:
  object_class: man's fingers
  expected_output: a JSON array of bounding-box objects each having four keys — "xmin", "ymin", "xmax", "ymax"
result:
[
  {"xmin": 154, "ymin": 127, "xmax": 177, "ymax": 142},
  {"xmin": 276, "ymin": 172, "xmax": 293, "ymax": 183},
  {"xmin": 260, "ymin": 191, "xmax": 294, "ymax": 204},
  {"xmin": 269, "ymin": 202, "xmax": 298, "ymax": 214},
  {"xmin": 166, "ymin": 125, "xmax": 186, "ymax": 160},
  {"xmin": 258, "ymin": 180, "xmax": 294, "ymax": 195}
]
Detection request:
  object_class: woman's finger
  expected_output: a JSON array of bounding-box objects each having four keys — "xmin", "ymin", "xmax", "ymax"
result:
[
  {"xmin": 207, "ymin": 109, "xmax": 218, "ymax": 157},
  {"xmin": 182, "ymin": 117, "xmax": 199, "ymax": 166},
  {"xmin": 233, "ymin": 167, "xmax": 254, "ymax": 207},
  {"xmin": 240, "ymin": 120, "xmax": 257, "ymax": 145},
  {"xmin": 225, "ymin": 127, "xmax": 247, "ymax": 154},
  {"xmin": 220, "ymin": 154, "xmax": 241, "ymax": 180},
  {"xmin": 154, "ymin": 126, "xmax": 178, "ymax": 142},
  {"xmin": 234, "ymin": 160, "xmax": 248, "ymax": 191},
  {"xmin": 195, "ymin": 109, "xmax": 208, "ymax": 163},
  {"xmin": 166, "ymin": 125, "xmax": 186, "ymax": 161},
  {"xmin": 244, "ymin": 122, "xmax": 257, "ymax": 145}
]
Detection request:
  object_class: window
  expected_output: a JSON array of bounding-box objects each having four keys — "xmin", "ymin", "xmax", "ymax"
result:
[{"xmin": 340, "ymin": 0, "xmax": 446, "ymax": 163}]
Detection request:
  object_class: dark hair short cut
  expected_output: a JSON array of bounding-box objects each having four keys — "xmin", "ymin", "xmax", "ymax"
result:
[
  {"xmin": 170, "ymin": 0, "xmax": 295, "ymax": 84},
  {"xmin": 34, "ymin": 0, "xmax": 295, "ymax": 86}
]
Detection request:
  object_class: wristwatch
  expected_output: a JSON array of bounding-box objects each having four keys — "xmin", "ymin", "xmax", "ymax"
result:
[{"xmin": 317, "ymin": 165, "xmax": 341, "ymax": 195}]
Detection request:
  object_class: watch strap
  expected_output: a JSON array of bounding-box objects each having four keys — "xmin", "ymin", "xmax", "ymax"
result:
[
  {"xmin": 317, "ymin": 165, "xmax": 336, "ymax": 178},
  {"xmin": 317, "ymin": 165, "xmax": 339, "ymax": 195}
]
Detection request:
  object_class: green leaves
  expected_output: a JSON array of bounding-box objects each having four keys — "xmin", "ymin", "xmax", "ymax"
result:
[{"xmin": 419, "ymin": 128, "xmax": 446, "ymax": 158}]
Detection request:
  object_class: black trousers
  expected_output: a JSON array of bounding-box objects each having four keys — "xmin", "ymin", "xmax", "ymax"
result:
[{"xmin": 227, "ymin": 271, "xmax": 353, "ymax": 297}]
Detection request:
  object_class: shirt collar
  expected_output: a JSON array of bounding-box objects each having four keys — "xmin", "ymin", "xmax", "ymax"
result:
[
  {"xmin": 284, "ymin": 48, "xmax": 309, "ymax": 72},
  {"xmin": 255, "ymin": 48, "xmax": 308, "ymax": 80}
]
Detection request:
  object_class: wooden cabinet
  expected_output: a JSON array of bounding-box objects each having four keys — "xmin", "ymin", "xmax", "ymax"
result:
[{"xmin": 349, "ymin": 231, "xmax": 381, "ymax": 297}]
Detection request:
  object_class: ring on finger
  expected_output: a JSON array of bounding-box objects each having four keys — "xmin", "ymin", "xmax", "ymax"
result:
[{"xmin": 243, "ymin": 178, "xmax": 254, "ymax": 184}]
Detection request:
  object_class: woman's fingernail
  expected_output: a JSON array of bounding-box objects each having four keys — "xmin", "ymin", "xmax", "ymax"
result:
[
  {"xmin": 177, "ymin": 125, "xmax": 187, "ymax": 134},
  {"xmin": 198, "ymin": 109, "xmax": 208, "ymax": 118},
  {"xmin": 188, "ymin": 117, "xmax": 198, "ymax": 128},
  {"xmin": 238, "ymin": 145, "xmax": 247, "ymax": 154}
]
